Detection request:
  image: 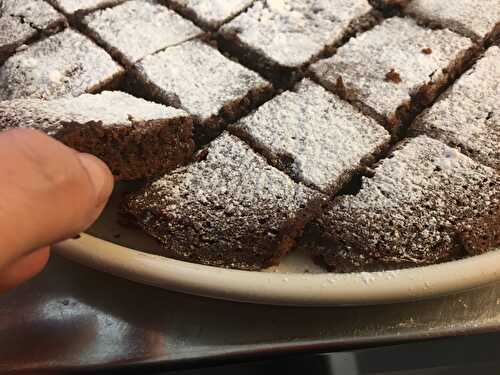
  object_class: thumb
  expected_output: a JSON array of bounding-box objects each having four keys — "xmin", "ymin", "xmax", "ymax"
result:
[{"xmin": 0, "ymin": 128, "xmax": 114, "ymax": 270}]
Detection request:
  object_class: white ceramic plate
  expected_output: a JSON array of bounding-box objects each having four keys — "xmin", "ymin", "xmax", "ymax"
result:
[{"xmin": 56, "ymin": 185, "xmax": 500, "ymax": 306}]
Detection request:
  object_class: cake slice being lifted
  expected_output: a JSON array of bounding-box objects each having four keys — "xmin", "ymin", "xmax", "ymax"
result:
[
  {"xmin": 124, "ymin": 132, "xmax": 325, "ymax": 270},
  {"xmin": 304, "ymin": 136, "xmax": 500, "ymax": 272},
  {"xmin": 0, "ymin": 91, "xmax": 194, "ymax": 180}
]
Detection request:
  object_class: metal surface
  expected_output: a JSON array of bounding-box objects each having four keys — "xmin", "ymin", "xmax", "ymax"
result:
[{"xmin": 2, "ymin": 254, "xmax": 500, "ymax": 373}]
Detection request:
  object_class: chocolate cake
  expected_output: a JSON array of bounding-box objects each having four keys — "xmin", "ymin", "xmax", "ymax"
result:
[
  {"xmin": 83, "ymin": 0, "xmax": 202, "ymax": 66},
  {"xmin": 0, "ymin": 29, "xmax": 124, "ymax": 100},
  {"xmin": 405, "ymin": 0, "xmax": 500, "ymax": 44},
  {"xmin": 304, "ymin": 136, "xmax": 500, "ymax": 272},
  {"xmin": 0, "ymin": 0, "xmax": 497, "ymax": 273},
  {"xmin": 163, "ymin": 0, "xmax": 255, "ymax": 30},
  {"xmin": 311, "ymin": 17, "xmax": 477, "ymax": 134},
  {"xmin": 0, "ymin": 0, "xmax": 67, "ymax": 62},
  {"xmin": 47, "ymin": 0, "xmax": 127, "ymax": 17},
  {"xmin": 229, "ymin": 79, "xmax": 390, "ymax": 193},
  {"xmin": 411, "ymin": 47, "xmax": 500, "ymax": 171},
  {"xmin": 133, "ymin": 39, "xmax": 272, "ymax": 144},
  {"xmin": 218, "ymin": 0, "xmax": 377, "ymax": 85},
  {"xmin": 0, "ymin": 91, "xmax": 194, "ymax": 180},
  {"xmin": 124, "ymin": 132, "xmax": 324, "ymax": 270}
]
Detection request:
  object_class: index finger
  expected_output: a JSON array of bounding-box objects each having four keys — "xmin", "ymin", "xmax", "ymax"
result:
[{"xmin": 0, "ymin": 129, "xmax": 113, "ymax": 268}]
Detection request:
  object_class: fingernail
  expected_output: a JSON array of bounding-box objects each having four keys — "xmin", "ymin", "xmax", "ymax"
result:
[{"xmin": 78, "ymin": 153, "xmax": 114, "ymax": 206}]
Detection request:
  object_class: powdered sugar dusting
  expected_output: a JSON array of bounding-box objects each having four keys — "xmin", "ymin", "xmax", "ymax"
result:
[
  {"xmin": 136, "ymin": 39, "xmax": 269, "ymax": 121},
  {"xmin": 0, "ymin": 29, "xmax": 123, "ymax": 100},
  {"xmin": 49, "ymin": 0, "xmax": 127, "ymax": 15},
  {"xmin": 0, "ymin": 0, "xmax": 66, "ymax": 55},
  {"xmin": 2, "ymin": 0, "xmax": 65, "ymax": 30},
  {"xmin": 412, "ymin": 46, "xmax": 500, "ymax": 171},
  {"xmin": 406, "ymin": 0, "xmax": 500, "ymax": 41},
  {"xmin": 172, "ymin": 0, "xmax": 254, "ymax": 28},
  {"xmin": 311, "ymin": 17, "xmax": 474, "ymax": 120},
  {"xmin": 313, "ymin": 136, "xmax": 500, "ymax": 272},
  {"xmin": 0, "ymin": 91, "xmax": 188, "ymax": 136},
  {"xmin": 221, "ymin": 0, "xmax": 372, "ymax": 68},
  {"xmin": 232, "ymin": 79, "xmax": 390, "ymax": 192},
  {"xmin": 126, "ymin": 132, "xmax": 323, "ymax": 270},
  {"xmin": 84, "ymin": 1, "xmax": 202, "ymax": 65}
]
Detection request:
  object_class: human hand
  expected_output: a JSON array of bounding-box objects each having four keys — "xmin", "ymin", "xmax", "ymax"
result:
[{"xmin": 0, "ymin": 129, "xmax": 114, "ymax": 293}]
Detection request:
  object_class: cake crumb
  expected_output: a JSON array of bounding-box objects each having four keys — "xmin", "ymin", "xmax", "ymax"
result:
[
  {"xmin": 385, "ymin": 68, "xmax": 402, "ymax": 83},
  {"xmin": 421, "ymin": 47, "xmax": 433, "ymax": 54}
]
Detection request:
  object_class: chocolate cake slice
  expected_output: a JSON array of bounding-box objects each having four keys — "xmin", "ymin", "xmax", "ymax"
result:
[
  {"xmin": 411, "ymin": 47, "xmax": 500, "ymax": 171},
  {"xmin": 218, "ymin": 0, "xmax": 377, "ymax": 85},
  {"xmin": 230, "ymin": 79, "xmax": 390, "ymax": 193},
  {"xmin": 405, "ymin": 0, "xmax": 500, "ymax": 44},
  {"xmin": 83, "ymin": 0, "xmax": 202, "ymax": 66},
  {"xmin": 0, "ymin": 29, "xmax": 124, "ymax": 100},
  {"xmin": 134, "ymin": 39, "xmax": 272, "ymax": 144},
  {"xmin": 0, "ymin": 91, "xmax": 194, "ymax": 180},
  {"xmin": 304, "ymin": 136, "xmax": 500, "ymax": 272},
  {"xmin": 311, "ymin": 17, "xmax": 477, "ymax": 134},
  {"xmin": 163, "ymin": 0, "xmax": 255, "ymax": 30},
  {"xmin": 0, "ymin": 0, "xmax": 67, "ymax": 62},
  {"xmin": 47, "ymin": 0, "xmax": 127, "ymax": 17},
  {"xmin": 124, "ymin": 132, "xmax": 324, "ymax": 270}
]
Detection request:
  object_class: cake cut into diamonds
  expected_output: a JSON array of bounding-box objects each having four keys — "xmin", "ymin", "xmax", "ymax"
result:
[
  {"xmin": 0, "ymin": 29, "xmax": 124, "ymax": 100},
  {"xmin": 304, "ymin": 136, "xmax": 500, "ymax": 272},
  {"xmin": 124, "ymin": 132, "xmax": 324, "ymax": 270},
  {"xmin": 405, "ymin": 0, "xmax": 500, "ymax": 43},
  {"xmin": 412, "ymin": 47, "xmax": 500, "ymax": 171},
  {"xmin": 47, "ymin": 0, "xmax": 127, "ymax": 16},
  {"xmin": 0, "ymin": 91, "xmax": 194, "ymax": 180},
  {"xmin": 219, "ymin": 0, "xmax": 376, "ymax": 83},
  {"xmin": 230, "ymin": 79, "xmax": 390, "ymax": 193},
  {"xmin": 134, "ymin": 39, "xmax": 272, "ymax": 143},
  {"xmin": 311, "ymin": 17, "xmax": 476, "ymax": 133},
  {"xmin": 83, "ymin": 0, "xmax": 202, "ymax": 66},
  {"xmin": 164, "ymin": 0, "xmax": 255, "ymax": 30},
  {"xmin": 0, "ymin": 0, "xmax": 66, "ymax": 61}
]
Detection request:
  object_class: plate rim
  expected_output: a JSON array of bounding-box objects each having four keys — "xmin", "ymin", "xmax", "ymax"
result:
[{"xmin": 55, "ymin": 233, "xmax": 500, "ymax": 306}]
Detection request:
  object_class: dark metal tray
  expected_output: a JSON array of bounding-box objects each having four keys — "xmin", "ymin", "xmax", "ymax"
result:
[{"xmin": 1, "ymin": 254, "xmax": 500, "ymax": 373}]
